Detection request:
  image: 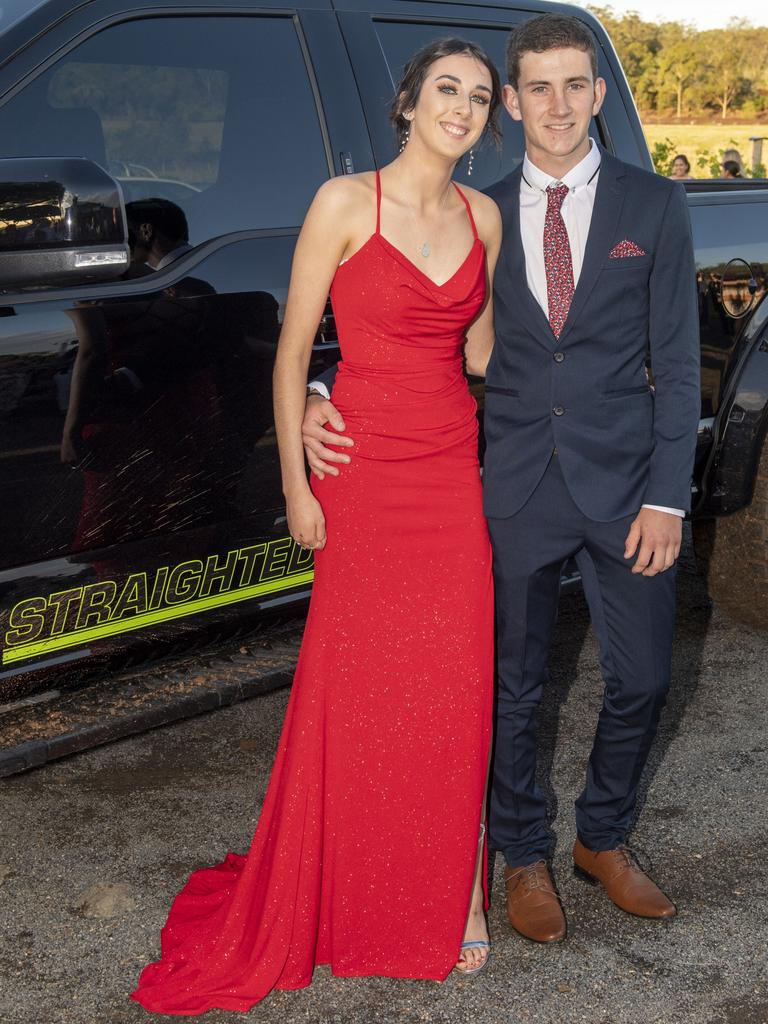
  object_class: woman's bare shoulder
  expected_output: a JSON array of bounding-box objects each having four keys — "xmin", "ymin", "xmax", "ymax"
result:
[
  {"xmin": 311, "ymin": 172, "xmax": 377, "ymax": 217},
  {"xmin": 458, "ymin": 185, "xmax": 502, "ymax": 243},
  {"xmin": 457, "ymin": 184, "xmax": 501, "ymax": 219}
]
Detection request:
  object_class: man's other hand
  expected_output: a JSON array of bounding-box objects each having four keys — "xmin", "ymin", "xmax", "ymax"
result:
[{"xmin": 302, "ymin": 394, "xmax": 353, "ymax": 479}]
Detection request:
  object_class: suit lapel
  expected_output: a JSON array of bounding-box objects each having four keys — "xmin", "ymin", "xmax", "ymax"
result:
[
  {"xmin": 499, "ymin": 166, "xmax": 557, "ymax": 343},
  {"xmin": 560, "ymin": 152, "xmax": 627, "ymax": 339}
]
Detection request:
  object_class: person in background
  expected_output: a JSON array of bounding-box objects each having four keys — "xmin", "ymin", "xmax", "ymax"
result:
[
  {"xmin": 721, "ymin": 148, "xmax": 747, "ymax": 177},
  {"xmin": 670, "ymin": 154, "xmax": 693, "ymax": 180},
  {"xmin": 721, "ymin": 159, "xmax": 743, "ymax": 180}
]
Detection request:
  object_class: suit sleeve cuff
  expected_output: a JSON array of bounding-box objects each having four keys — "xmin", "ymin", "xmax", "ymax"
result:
[{"xmin": 641, "ymin": 503, "xmax": 685, "ymax": 517}]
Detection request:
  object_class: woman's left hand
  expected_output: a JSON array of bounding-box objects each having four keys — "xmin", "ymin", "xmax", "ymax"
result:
[{"xmin": 287, "ymin": 490, "xmax": 327, "ymax": 552}]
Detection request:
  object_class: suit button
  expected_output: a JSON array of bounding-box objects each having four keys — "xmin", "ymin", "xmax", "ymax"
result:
[
  {"xmin": 553, "ymin": 405, "xmax": 565, "ymax": 416},
  {"xmin": 553, "ymin": 351, "xmax": 565, "ymax": 363}
]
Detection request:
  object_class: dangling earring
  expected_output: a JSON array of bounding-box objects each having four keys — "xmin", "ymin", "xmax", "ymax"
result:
[
  {"xmin": 467, "ymin": 149, "xmax": 475, "ymax": 176},
  {"xmin": 400, "ymin": 122, "xmax": 411, "ymax": 153}
]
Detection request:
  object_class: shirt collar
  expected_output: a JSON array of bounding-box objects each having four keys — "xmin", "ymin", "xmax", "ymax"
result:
[{"xmin": 522, "ymin": 138, "xmax": 601, "ymax": 193}]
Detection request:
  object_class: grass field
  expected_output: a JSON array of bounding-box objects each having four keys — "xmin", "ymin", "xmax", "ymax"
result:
[{"xmin": 642, "ymin": 123, "xmax": 768, "ymax": 175}]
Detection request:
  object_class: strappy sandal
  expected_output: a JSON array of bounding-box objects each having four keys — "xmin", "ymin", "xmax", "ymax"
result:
[{"xmin": 455, "ymin": 938, "xmax": 490, "ymax": 976}]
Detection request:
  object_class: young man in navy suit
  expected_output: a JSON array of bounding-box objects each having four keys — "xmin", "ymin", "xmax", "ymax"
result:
[{"xmin": 302, "ymin": 13, "xmax": 700, "ymax": 942}]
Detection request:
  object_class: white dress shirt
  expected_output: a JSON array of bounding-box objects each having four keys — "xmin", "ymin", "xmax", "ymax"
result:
[
  {"xmin": 520, "ymin": 140, "xmax": 683, "ymax": 519},
  {"xmin": 520, "ymin": 137, "xmax": 602, "ymax": 313}
]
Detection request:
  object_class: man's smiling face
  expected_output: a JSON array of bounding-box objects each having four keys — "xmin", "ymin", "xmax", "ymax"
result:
[{"xmin": 503, "ymin": 46, "xmax": 605, "ymax": 175}]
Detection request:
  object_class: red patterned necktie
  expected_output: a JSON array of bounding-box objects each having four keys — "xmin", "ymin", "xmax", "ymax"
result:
[{"xmin": 544, "ymin": 183, "xmax": 574, "ymax": 339}]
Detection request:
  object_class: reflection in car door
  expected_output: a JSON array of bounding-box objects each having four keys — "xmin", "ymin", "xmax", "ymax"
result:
[{"xmin": 0, "ymin": 7, "xmax": 364, "ymax": 701}]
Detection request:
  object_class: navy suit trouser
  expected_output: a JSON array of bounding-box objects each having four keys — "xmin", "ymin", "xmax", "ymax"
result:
[{"xmin": 487, "ymin": 453, "xmax": 676, "ymax": 867}]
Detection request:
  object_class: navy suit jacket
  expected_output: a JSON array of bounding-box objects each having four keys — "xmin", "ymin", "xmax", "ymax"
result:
[{"xmin": 483, "ymin": 148, "xmax": 700, "ymax": 522}]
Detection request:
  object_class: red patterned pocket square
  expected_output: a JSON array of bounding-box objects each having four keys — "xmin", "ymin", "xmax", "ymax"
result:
[{"xmin": 609, "ymin": 239, "xmax": 646, "ymax": 258}]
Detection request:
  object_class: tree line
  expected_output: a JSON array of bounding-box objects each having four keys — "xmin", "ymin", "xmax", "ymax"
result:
[{"xmin": 588, "ymin": 8, "xmax": 768, "ymax": 119}]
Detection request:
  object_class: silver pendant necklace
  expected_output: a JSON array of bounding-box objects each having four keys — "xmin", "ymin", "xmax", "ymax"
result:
[{"xmin": 414, "ymin": 184, "xmax": 452, "ymax": 259}]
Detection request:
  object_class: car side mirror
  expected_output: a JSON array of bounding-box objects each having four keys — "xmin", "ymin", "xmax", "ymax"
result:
[{"xmin": 0, "ymin": 157, "xmax": 129, "ymax": 290}]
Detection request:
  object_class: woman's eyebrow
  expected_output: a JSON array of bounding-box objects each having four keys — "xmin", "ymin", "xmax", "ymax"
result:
[{"xmin": 434, "ymin": 73, "xmax": 491, "ymax": 94}]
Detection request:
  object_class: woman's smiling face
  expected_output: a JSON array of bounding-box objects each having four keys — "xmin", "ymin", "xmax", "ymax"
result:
[
  {"xmin": 406, "ymin": 53, "xmax": 493, "ymax": 160},
  {"xmin": 672, "ymin": 157, "xmax": 689, "ymax": 178}
]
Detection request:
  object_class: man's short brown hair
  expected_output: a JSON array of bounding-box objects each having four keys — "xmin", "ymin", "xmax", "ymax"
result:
[{"xmin": 506, "ymin": 14, "xmax": 598, "ymax": 89}]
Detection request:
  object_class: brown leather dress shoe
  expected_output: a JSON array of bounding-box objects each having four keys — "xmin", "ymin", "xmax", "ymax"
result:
[
  {"xmin": 504, "ymin": 860, "xmax": 567, "ymax": 943},
  {"xmin": 573, "ymin": 839, "xmax": 676, "ymax": 918}
]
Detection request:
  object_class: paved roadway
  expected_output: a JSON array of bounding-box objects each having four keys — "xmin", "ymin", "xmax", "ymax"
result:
[{"xmin": 1, "ymin": 540, "xmax": 767, "ymax": 1024}]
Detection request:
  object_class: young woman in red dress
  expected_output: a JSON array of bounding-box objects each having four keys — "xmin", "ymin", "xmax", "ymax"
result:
[{"xmin": 131, "ymin": 38, "xmax": 502, "ymax": 1014}]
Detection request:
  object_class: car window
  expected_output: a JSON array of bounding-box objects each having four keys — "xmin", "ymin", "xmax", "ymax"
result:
[
  {"xmin": 0, "ymin": 15, "xmax": 330, "ymax": 249},
  {"xmin": 373, "ymin": 20, "xmax": 602, "ymax": 190},
  {"xmin": 48, "ymin": 60, "xmax": 229, "ymax": 193}
]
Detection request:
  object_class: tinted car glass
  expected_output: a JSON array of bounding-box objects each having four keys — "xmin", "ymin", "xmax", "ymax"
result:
[
  {"xmin": 0, "ymin": 15, "xmax": 330, "ymax": 247},
  {"xmin": 48, "ymin": 60, "xmax": 228, "ymax": 190}
]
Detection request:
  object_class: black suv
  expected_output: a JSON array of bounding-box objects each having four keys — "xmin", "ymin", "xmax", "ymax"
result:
[{"xmin": 0, "ymin": 0, "xmax": 766, "ymax": 709}]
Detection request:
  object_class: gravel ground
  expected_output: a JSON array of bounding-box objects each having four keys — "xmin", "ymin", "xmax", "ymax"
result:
[{"xmin": 1, "ymin": 543, "xmax": 767, "ymax": 1024}]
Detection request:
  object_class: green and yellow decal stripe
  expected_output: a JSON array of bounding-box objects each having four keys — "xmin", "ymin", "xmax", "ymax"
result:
[{"xmin": 3, "ymin": 538, "xmax": 314, "ymax": 666}]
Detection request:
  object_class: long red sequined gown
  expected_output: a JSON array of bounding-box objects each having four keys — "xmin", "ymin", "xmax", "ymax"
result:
[{"xmin": 131, "ymin": 171, "xmax": 494, "ymax": 1015}]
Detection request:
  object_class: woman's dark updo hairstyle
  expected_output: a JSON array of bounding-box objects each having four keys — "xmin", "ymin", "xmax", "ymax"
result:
[{"xmin": 390, "ymin": 37, "xmax": 502, "ymax": 152}]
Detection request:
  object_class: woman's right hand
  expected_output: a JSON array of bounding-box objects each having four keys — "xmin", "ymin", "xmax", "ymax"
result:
[{"xmin": 286, "ymin": 490, "xmax": 327, "ymax": 551}]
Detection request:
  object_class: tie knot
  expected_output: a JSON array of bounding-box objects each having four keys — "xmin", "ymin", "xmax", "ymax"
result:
[{"xmin": 546, "ymin": 183, "xmax": 569, "ymax": 208}]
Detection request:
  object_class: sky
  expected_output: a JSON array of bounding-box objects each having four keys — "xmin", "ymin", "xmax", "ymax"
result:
[{"xmin": 571, "ymin": 0, "xmax": 767, "ymax": 30}]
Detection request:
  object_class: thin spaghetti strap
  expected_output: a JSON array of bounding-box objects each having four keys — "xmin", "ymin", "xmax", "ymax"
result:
[
  {"xmin": 452, "ymin": 183, "xmax": 479, "ymax": 241},
  {"xmin": 375, "ymin": 170, "xmax": 381, "ymax": 235}
]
